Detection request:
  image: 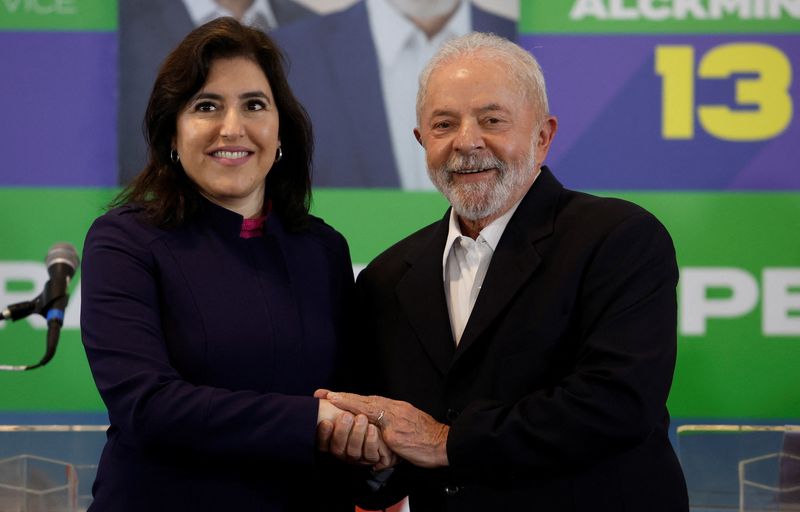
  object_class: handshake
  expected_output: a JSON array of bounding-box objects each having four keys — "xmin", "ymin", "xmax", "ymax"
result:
[{"xmin": 315, "ymin": 389, "xmax": 450, "ymax": 471}]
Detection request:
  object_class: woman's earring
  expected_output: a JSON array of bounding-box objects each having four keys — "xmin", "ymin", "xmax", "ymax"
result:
[
  {"xmin": 275, "ymin": 146, "xmax": 283, "ymax": 163},
  {"xmin": 170, "ymin": 148, "xmax": 180, "ymax": 163}
]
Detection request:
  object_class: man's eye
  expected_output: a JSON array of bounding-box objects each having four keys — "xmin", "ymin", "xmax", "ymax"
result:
[{"xmin": 434, "ymin": 121, "xmax": 451, "ymax": 129}]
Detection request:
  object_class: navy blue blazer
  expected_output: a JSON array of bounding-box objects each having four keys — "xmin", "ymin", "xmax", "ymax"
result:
[
  {"xmin": 356, "ymin": 168, "xmax": 688, "ymax": 511},
  {"xmin": 80, "ymin": 201, "xmax": 355, "ymax": 511},
  {"xmin": 271, "ymin": 1, "xmax": 516, "ymax": 188}
]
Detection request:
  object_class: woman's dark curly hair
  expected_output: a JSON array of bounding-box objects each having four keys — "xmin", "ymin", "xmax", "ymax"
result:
[{"xmin": 114, "ymin": 17, "xmax": 313, "ymax": 231}]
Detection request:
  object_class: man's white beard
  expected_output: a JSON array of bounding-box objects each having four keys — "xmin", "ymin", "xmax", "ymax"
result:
[
  {"xmin": 386, "ymin": 0, "xmax": 460, "ymax": 20},
  {"xmin": 427, "ymin": 145, "xmax": 537, "ymax": 222}
]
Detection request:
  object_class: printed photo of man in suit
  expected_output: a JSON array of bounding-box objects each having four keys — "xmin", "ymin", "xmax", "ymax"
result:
[
  {"xmin": 272, "ymin": 0, "xmax": 516, "ymax": 188},
  {"xmin": 317, "ymin": 32, "xmax": 689, "ymax": 511}
]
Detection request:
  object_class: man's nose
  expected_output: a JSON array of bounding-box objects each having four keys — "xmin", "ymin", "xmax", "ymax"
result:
[
  {"xmin": 453, "ymin": 121, "xmax": 484, "ymax": 153},
  {"xmin": 220, "ymin": 109, "xmax": 244, "ymax": 139}
]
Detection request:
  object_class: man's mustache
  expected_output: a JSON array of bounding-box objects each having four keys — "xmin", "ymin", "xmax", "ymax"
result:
[{"xmin": 440, "ymin": 153, "xmax": 506, "ymax": 175}]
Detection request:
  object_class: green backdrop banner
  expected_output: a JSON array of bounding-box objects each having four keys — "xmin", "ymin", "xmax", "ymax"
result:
[
  {"xmin": 1, "ymin": 0, "xmax": 798, "ymax": 425},
  {"xmin": 0, "ymin": 0, "xmax": 116, "ymax": 31},
  {"xmin": 521, "ymin": 1, "xmax": 800, "ymax": 34},
  {"xmin": 1, "ymin": 189, "xmax": 798, "ymax": 417}
]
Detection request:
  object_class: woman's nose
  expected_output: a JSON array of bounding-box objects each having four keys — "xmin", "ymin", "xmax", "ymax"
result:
[{"xmin": 220, "ymin": 109, "xmax": 244, "ymax": 139}]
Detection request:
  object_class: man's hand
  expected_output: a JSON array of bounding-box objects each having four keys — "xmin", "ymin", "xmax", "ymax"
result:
[
  {"xmin": 325, "ymin": 391, "xmax": 450, "ymax": 468},
  {"xmin": 315, "ymin": 390, "xmax": 397, "ymax": 470}
]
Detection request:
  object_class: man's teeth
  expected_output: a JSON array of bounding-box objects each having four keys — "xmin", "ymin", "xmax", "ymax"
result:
[
  {"xmin": 455, "ymin": 168, "xmax": 488, "ymax": 174},
  {"xmin": 213, "ymin": 150, "xmax": 249, "ymax": 158}
]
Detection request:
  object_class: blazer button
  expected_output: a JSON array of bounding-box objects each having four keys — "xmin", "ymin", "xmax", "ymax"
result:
[
  {"xmin": 444, "ymin": 485, "xmax": 461, "ymax": 496},
  {"xmin": 446, "ymin": 408, "xmax": 460, "ymax": 422}
]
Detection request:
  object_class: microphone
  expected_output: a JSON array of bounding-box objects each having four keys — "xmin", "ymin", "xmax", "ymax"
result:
[
  {"xmin": 1, "ymin": 243, "xmax": 79, "ymax": 322},
  {"xmin": 41, "ymin": 243, "xmax": 80, "ymax": 321},
  {"xmin": 36, "ymin": 243, "xmax": 80, "ymax": 369},
  {"xmin": 0, "ymin": 243, "xmax": 79, "ymax": 370}
]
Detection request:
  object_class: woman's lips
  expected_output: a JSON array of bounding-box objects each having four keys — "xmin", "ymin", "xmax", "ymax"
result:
[
  {"xmin": 209, "ymin": 148, "xmax": 253, "ymax": 165},
  {"xmin": 212, "ymin": 150, "xmax": 250, "ymax": 159}
]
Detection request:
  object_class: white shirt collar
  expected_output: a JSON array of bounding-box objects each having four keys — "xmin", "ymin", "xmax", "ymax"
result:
[
  {"xmin": 367, "ymin": 0, "xmax": 470, "ymax": 70},
  {"xmin": 441, "ymin": 169, "xmax": 542, "ymax": 279},
  {"xmin": 182, "ymin": 0, "xmax": 278, "ymax": 30},
  {"xmin": 442, "ymin": 196, "xmax": 521, "ymax": 264}
]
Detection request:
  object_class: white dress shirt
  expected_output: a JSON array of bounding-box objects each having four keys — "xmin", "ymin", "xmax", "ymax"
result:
[
  {"xmin": 182, "ymin": 0, "xmax": 279, "ymax": 31},
  {"xmin": 442, "ymin": 198, "xmax": 521, "ymax": 345},
  {"xmin": 366, "ymin": 0, "xmax": 471, "ymax": 190}
]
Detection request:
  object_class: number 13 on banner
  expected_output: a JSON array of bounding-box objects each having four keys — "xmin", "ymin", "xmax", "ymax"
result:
[{"xmin": 655, "ymin": 43, "xmax": 793, "ymax": 141}]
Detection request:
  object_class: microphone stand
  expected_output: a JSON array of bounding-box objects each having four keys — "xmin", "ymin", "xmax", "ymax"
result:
[
  {"xmin": 1, "ymin": 242, "xmax": 78, "ymax": 371},
  {"xmin": 1, "ymin": 300, "xmax": 39, "ymax": 323},
  {"xmin": 0, "ymin": 289, "xmax": 68, "ymax": 372}
]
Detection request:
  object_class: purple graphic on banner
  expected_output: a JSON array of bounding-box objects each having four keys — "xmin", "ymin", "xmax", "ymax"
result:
[
  {"xmin": 1, "ymin": 32, "xmax": 117, "ymax": 187},
  {"xmin": 521, "ymin": 35, "xmax": 799, "ymax": 191}
]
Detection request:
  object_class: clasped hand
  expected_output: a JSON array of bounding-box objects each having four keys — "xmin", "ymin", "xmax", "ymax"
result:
[{"xmin": 315, "ymin": 389, "xmax": 449, "ymax": 470}]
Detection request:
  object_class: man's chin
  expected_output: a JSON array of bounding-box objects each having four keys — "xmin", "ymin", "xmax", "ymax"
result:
[
  {"xmin": 430, "ymin": 171, "xmax": 509, "ymax": 221},
  {"xmin": 452, "ymin": 207, "xmax": 493, "ymax": 222},
  {"xmin": 449, "ymin": 194, "xmax": 500, "ymax": 222}
]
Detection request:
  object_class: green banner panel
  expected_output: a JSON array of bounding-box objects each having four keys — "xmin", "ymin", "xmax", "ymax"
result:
[
  {"xmin": 311, "ymin": 189, "xmax": 449, "ymax": 264},
  {"xmin": 521, "ymin": 0, "xmax": 800, "ymax": 34},
  {"xmin": 613, "ymin": 192, "xmax": 800, "ymax": 417},
  {"xmin": 0, "ymin": 189, "xmax": 798, "ymax": 416},
  {"xmin": 0, "ymin": 188, "xmax": 112, "ymax": 410},
  {"xmin": 0, "ymin": 0, "xmax": 116, "ymax": 31}
]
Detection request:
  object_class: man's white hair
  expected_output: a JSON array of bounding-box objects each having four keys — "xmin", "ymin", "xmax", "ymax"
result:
[{"xmin": 416, "ymin": 32, "xmax": 549, "ymax": 125}]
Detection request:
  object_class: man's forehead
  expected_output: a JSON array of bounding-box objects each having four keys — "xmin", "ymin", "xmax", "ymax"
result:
[
  {"xmin": 427, "ymin": 55, "xmax": 520, "ymax": 97},
  {"xmin": 423, "ymin": 59, "xmax": 525, "ymax": 112},
  {"xmin": 431, "ymin": 53, "xmax": 499, "ymax": 78}
]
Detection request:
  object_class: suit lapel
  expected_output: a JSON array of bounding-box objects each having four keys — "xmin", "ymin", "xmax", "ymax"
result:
[
  {"xmin": 322, "ymin": 3, "xmax": 398, "ymax": 186},
  {"xmin": 395, "ymin": 217, "xmax": 454, "ymax": 376},
  {"xmin": 454, "ymin": 168, "xmax": 563, "ymax": 362}
]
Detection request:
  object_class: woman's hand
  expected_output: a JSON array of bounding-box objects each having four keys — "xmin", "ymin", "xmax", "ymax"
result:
[
  {"xmin": 316, "ymin": 393, "xmax": 398, "ymax": 470},
  {"xmin": 317, "ymin": 398, "xmax": 344, "ymax": 424}
]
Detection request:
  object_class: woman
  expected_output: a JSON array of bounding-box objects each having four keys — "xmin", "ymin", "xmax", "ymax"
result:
[{"xmin": 81, "ymin": 17, "xmax": 378, "ymax": 511}]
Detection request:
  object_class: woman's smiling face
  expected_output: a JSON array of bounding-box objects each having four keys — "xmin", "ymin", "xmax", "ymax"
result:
[{"xmin": 174, "ymin": 56, "xmax": 280, "ymax": 218}]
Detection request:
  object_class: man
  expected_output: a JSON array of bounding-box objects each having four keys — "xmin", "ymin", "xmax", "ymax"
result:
[
  {"xmin": 319, "ymin": 32, "xmax": 689, "ymax": 510},
  {"xmin": 118, "ymin": 0, "xmax": 314, "ymax": 184},
  {"xmin": 271, "ymin": 0, "xmax": 515, "ymax": 188}
]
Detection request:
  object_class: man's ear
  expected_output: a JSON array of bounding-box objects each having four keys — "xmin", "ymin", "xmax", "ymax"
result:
[
  {"xmin": 414, "ymin": 128, "xmax": 423, "ymax": 147},
  {"xmin": 535, "ymin": 116, "xmax": 558, "ymax": 165}
]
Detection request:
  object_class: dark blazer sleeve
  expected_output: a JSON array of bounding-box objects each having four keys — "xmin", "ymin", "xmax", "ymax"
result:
[
  {"xmin": 80, "ymin": 211, "xmax": 320, "ymax": 465},
  {"xmin": 446, "ymin": 211, "xmax": 679, "ymax": 480}
]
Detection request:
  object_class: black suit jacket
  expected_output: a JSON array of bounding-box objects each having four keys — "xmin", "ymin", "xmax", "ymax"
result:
[{"xmin": 356, "ymin": 167, "xmax": 689, "ymax": 511}]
